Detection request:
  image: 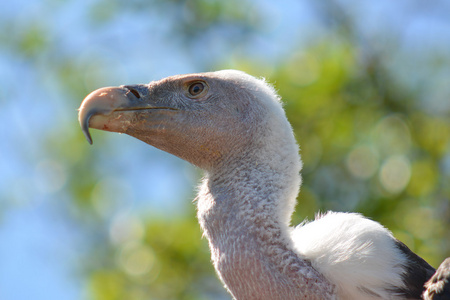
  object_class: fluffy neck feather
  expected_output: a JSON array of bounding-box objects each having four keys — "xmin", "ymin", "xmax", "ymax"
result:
[{"xmin": 196, "ymin": 135, "xmax": 336, "ymax": 299}]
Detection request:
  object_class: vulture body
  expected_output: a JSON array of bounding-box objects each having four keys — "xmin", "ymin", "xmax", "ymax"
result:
[{"xmin": 79, "ymin": 70, "xmax": 448, "ymax": 299}]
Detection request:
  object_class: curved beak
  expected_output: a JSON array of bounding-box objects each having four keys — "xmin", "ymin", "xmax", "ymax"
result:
[
  {"xmin": 78, "ymin": 87, "xmax": 132, "ymax": 144},
  {"xmin": 79, "ymin": 84, "xmax": 179, "ymax": 144}
]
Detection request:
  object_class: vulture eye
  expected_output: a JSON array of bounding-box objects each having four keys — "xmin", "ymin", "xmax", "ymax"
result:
[{"xmin": 187, "ymin": 82, "xmax": 207, "ymax": 98}]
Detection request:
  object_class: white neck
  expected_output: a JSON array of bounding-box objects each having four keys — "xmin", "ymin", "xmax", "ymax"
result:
[{"xmin": 196, "ymin": 144, "xmax": 336, "ymax": 299}]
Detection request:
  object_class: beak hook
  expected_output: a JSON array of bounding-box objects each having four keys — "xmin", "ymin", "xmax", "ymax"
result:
[{"xmin": 80, "ymin": 110, "xmax": 94, "ymax": 145}]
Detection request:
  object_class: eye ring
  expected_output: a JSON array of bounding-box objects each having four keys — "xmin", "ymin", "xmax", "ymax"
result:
[{"xmin": 187, "ymin": 81, "xmax": 208, "ymax": 98}]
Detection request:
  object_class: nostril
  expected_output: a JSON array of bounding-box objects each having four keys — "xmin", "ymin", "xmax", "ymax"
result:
[{"xmin": 128, "ymin": 88, "xmax": 141, "ymax": 99}]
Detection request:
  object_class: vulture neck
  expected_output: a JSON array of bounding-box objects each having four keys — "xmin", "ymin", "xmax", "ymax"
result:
[{"xmin": 196, "ymin": 144, "xmax": 335, "ymax": 299}]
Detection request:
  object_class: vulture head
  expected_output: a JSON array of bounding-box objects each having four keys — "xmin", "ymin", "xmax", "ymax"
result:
[{"xmin": 79, "ymin": 70, "xmax": 296, "ymax": 173}]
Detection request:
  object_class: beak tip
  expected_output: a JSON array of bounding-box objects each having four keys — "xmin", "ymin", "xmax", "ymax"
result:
[
  {"xmin": 86, "ymin": 135, "xmax": 93, "ymax": 145},
  {"xmin": 82, "ymin": 125, "xmax": 94, "ymax": 145},
  {"xmin": 79, "ymin": 110, "xmax": 94, "ymax": 145}
]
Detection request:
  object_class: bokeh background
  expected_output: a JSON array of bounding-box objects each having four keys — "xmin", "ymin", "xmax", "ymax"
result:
[{"xmin": 1, "ymin": 0, "xmax": 449, "ymax": 299}]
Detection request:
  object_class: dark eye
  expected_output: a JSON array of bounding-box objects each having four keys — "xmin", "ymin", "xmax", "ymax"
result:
[{"xmin": 188, "ymin": 82, "xmax": 205, "ymax": 97}]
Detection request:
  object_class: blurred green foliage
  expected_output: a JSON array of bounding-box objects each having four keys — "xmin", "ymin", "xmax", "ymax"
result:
[
  {"xmin": 87, "ymin": 214, "xmax": 218, "ymax": 300},
  {"xmin": 2, "ymin": 0, "xmax": 449, "ymax": 299}
]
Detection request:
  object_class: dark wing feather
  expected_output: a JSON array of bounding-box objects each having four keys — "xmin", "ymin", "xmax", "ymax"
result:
[{"xmin": 388, "ymin": 240, "xmax": 435, "ymax": 299}]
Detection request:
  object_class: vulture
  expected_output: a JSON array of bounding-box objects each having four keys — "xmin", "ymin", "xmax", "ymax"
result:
[{"xmin": 79, "ymin": 70, "xmax": 449, "ymax": 299}]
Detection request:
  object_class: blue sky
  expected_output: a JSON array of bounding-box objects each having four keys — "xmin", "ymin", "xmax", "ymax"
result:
[{"xmin": 0, "ymin": 1, "xmax": 449, "ymax": 299}]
